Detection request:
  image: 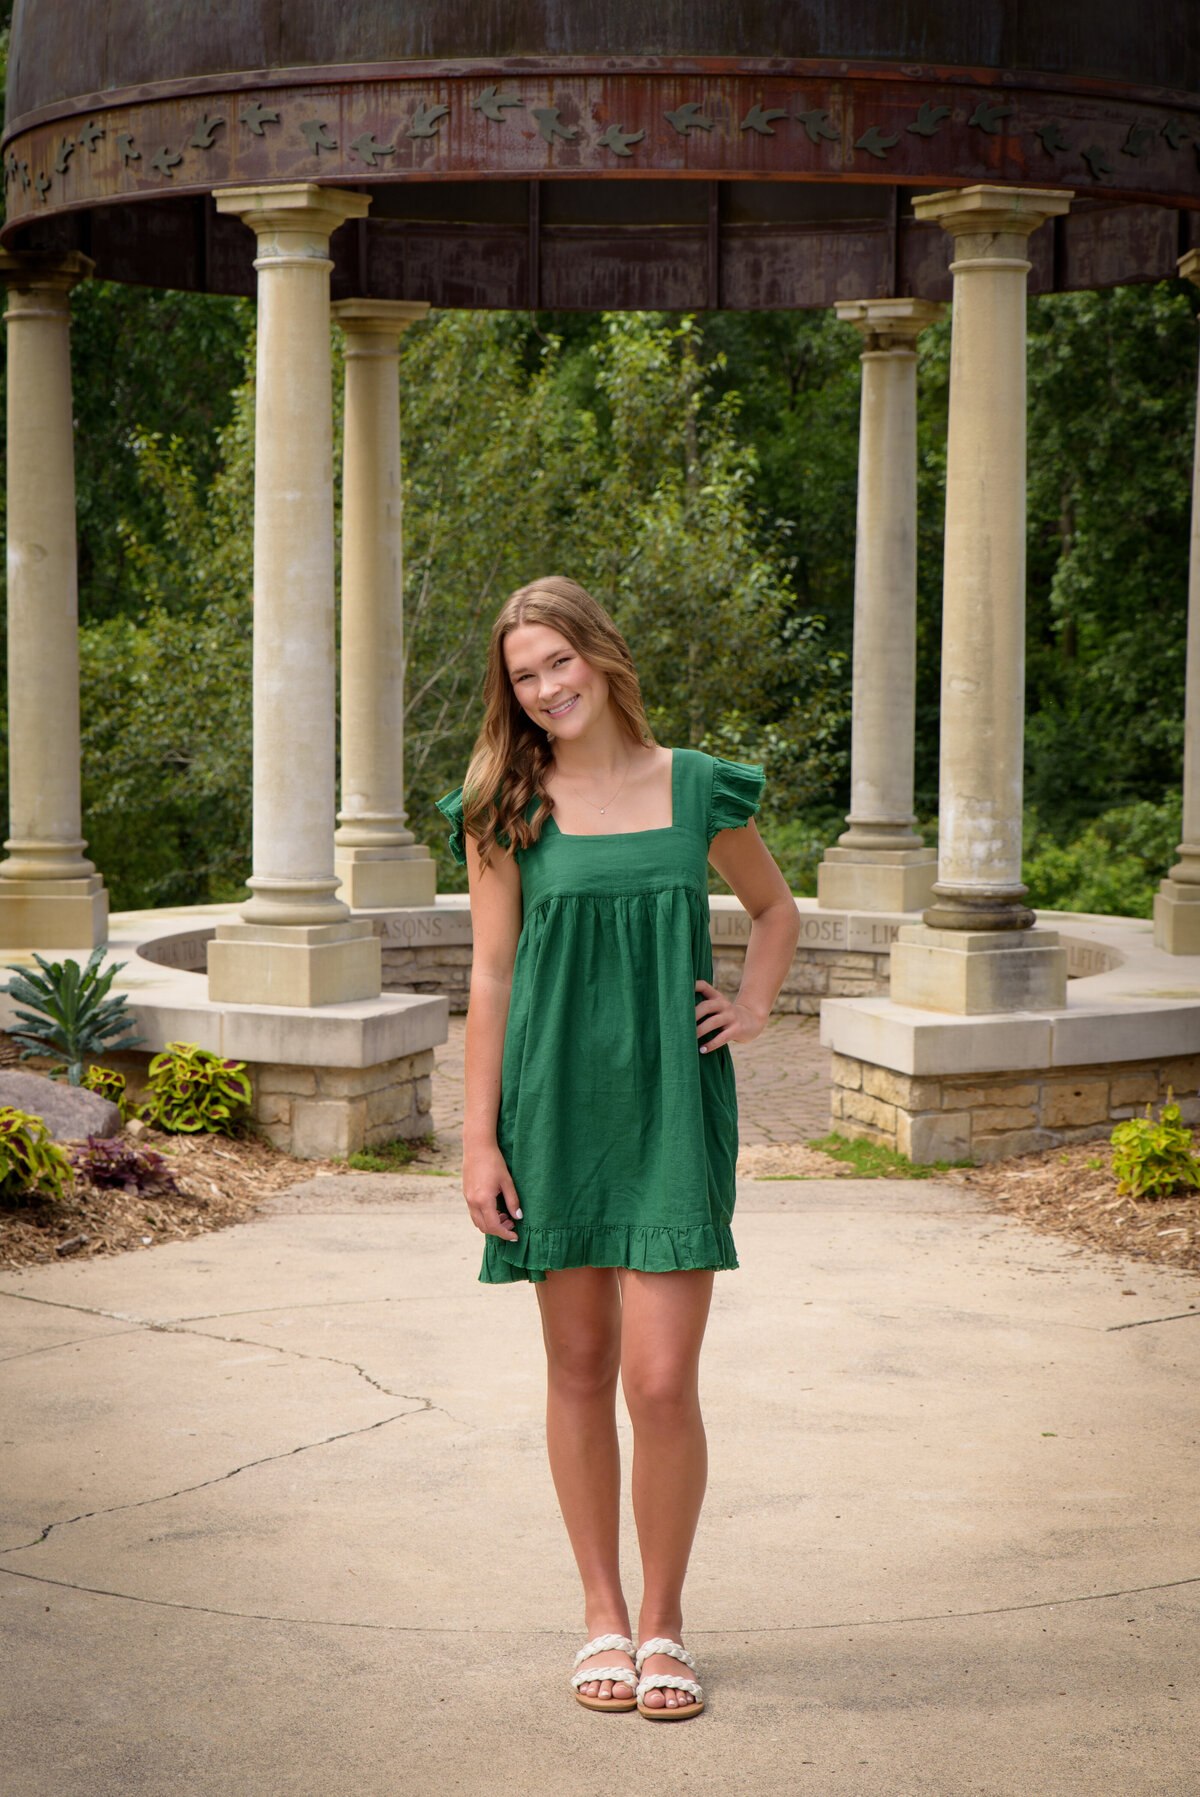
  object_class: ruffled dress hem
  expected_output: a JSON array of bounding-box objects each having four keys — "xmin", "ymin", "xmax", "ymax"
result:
[{"xmin": 481, "ymin": 1222, "xmax": 739, "ymax": 1285}]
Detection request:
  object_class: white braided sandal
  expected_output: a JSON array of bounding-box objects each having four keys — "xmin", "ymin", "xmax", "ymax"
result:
[
  {"xmin": 570, "ymin": 1634, "xmax": 638, "ymax": 1712},
  {"xmin": 635, "ymin": 1637, "xmax": 705, "ymax": 1720}
]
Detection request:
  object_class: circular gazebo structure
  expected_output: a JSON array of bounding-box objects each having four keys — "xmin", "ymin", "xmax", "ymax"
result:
[{"xmin": 3, "ymin": 3, "xmax": 1200, "ymax": 1161}]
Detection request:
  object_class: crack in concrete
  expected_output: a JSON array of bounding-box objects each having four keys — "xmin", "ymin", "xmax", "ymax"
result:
[
  {"xmin": 0, "ymin": 1401, "xmax": 431, "ymax": 1558},
  {"xmin": 1107, "ymin": 1308, "xmax": 1200, "ymax": 1332},
  {"xmin": 0, "ymin": 1326, "xmax": 145, "ymax": 1365},
  {"xmin": 0, "ymin": 1562, "xmax": 1197, "ymax": 1635}
]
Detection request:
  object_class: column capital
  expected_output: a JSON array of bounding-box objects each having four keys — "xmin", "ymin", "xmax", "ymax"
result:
[
  {"xmin": 0, "ymin": 249, "xmax": 94, "ymax": 298},
  {"xmin": 836, "ymin": 297, "xmax": 945, "ymax": 350},
  {"xmin": 1178, "ymin": 248, "xmax": 1200, "ymax": 287},
  {"xmin": 213, "ymin": 182, "xmax": 370, "ymax": 247},
  {"xmin": 332, "ymin": 299, "xmax": 430, "ymax": 337},
  {"xmin": 912, "ymin": 184, "xmax": 1073, "ymax": 240}
]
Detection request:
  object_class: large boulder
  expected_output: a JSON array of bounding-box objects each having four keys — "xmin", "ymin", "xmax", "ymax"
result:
[{"xmin": 0, "ymin": 1070, "xmax": 121, "ymax": 1142}]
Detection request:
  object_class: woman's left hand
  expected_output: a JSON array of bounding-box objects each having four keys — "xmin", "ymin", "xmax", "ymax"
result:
[{"xmin": 694, "ymin": 978, "xmax": 765, "ymax": 1053}]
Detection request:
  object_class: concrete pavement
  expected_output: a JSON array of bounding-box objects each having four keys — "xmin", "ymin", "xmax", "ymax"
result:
[{"xmin": 1, "ymin": 1172, "xmax": 1198, "ymax": 1795}]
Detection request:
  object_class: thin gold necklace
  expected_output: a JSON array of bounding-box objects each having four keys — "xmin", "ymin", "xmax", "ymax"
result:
[{"xmin": 557, "ymin": 748, "xmax": 635, "ymax": 815}]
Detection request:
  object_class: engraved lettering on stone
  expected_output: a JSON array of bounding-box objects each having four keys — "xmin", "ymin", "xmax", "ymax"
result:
[
  {"xmin": 1036, "ymin": 122, "xmax": 1070, "ymax": 155},
  {"xmin": 189, "ymin": 113, "xmax": 226, "ymax": 150},
  {"xmin": 239, "ymin": 102, "xmax": 280, "ymax": 136},
  {"xmin": 350, "ymin": 133, "xmax": 396, "ymax": 167},
  {"xmin": 968, "ymin": 100, "xmax": 1014, "ymax": 134},
  {"xmin": 1081, "ymin": 144, "xmax": 1115, "ymax": 180},
  {"xmin": 597, "ymin": 123, "xmax": 645, "ymax": 157},
  {"xmin": 795, "ymin": 108, "xmax": 840, "ymax": 144},
  {"xmin": 53, "ymin": 138, "xmax": 75, "ymax": 175},
  {"xmin": 855, "ymin": 126, "xmax": 899, "ymax": 159},
  {"xmin": 472, "ymin": 86, "xmax": 523, "ymax": 122},
  {"xmin": 301, "ymin": 120, "xmax": 339, "ymax": 154},
  {"xmin": 407, "ymin": 103, "xmax": 450, "ymax": 139},
  {"xmin": 740, "ymin": 104, "xmax": 788, "ymax": 136},
  {"xmin": 77, "ymin": 120, "xmax": 104, "ymax": 152},
  {"xmin": 1162, "ymin": 119, "xmax": 1190, "ymax": 151},
  {"xmin": 117, "ymin": 133, "xmax": 140, "ymax": 164},
  {"xmin": 149, "ymin": 147, "xmax": 184, "ymax": 176},
  {"xmin": 907, "ymin": 102, "xmax": 950, "ymax": 137},
  {"xmin": 532, "ymin": 106, "xmax": 578, "ymax": 144},
  {"xmin": 664, "ymin": 102, "xmax": 713, "ymax": 136}
]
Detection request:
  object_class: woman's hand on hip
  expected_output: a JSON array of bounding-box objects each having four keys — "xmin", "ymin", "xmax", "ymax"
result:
[
  {"xmin": 462, "ymin": 1141, "xmax": 523, "ymax": 1241},
  {"xmin": 695, "ymin": 978, "xmax": 765, "ymax": 1053}
]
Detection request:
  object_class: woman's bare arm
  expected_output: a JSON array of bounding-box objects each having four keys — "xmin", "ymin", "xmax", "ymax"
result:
[
  {"xmin": 697, "ymin": 821, "xmax": 800, "ymax": 1051},
  {"xmin": 462, "ymin": 832, "xmax": 525, "ymax": 1240}
]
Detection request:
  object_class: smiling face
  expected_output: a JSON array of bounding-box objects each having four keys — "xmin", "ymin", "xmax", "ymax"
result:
[{"xmin": 503, "ymin": 622, "xmax": 611, "ymax": 740}]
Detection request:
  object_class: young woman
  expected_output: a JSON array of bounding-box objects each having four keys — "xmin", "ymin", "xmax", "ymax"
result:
[{"xmin": 437, "ymin": 577, "xmax": 800, "ymax": 1720}]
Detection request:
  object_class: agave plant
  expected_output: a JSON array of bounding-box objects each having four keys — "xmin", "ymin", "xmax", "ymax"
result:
[{"xmin": 3, "ymin": 947, "xmax": 144, "ymax": 1086}]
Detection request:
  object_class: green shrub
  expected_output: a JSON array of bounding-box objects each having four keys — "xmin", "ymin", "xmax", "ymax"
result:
[
  {"xmin": 0, "ymin": 1108, "xmax": 74, "ymax": 1205},
  {"xmin": 140, "ymin": 1041, "xmax": 253, "ymax": 1135},
  {"xmin": 82, "ymin": 1065, "xmax": 129, "ymax": 1118},
  {"xmin": 1022, "ymin": 796, "xmax": 1182, "ymax": 919},
  {"xmin": 1110, "ymin": 1093, "xmax": 1200, "ymax": 1200},
  {"xmin": 3, "ymin": 947, "xmax": 144, "ymax": 1085}
]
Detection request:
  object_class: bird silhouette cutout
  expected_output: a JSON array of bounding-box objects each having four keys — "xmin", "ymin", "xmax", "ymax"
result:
[
  {"xmin": 1081, "ymin": 145, "xmax": 1115, "ymax": 179},
  {"xmin": 472, "ymin": 87, "xmax": 523, "ymax": 122},
  {"xmin": 34, "ymin": 171, "xmax": 50, "ymax": 197},
  {"xmin": 796, "ymin": 108, "xmax": 840, "ymax": 144},
  {"xmin": 350, "ymin": 134, "xmax": 396, "ymax": 166},
  {"xmin": 1121, "ymin": 124, "xmax": 1155, "ymax": 158},
  {"xmin": 1162, "ymin": 119, "xmax": 1189, "ymax": 151},
  {"xmin": 740, "ymin": 104, "xmax": 788, "ymax": 135},
  {"xmin": 301, "ymin": 121, "xmax": 338, "ymax": 154},
  {"xmin": 19, "ymin": 160, "xmax": 30, "ymax": 190},
  {"xmin": 907, "ymin": 103, "xmax": 950, "ymax": 137},
  {"xmin": 116, "ymin": 134, "xmax": 140, "ymax": 164},
  {"xmin": 968, "ymin": 100, "xmax": 1013, "ymax": 134},
  {"xmin": 149, "ymin": 147, "xmax": 183, "ymax": 175},
  {"xmin": 855, "ymin": 126, "xmax": 899, "ymax": 159},
  {"xmin": 4, "ymin": 154, "xmax": 16, "ymax": 184},
  {"xmin": 239, "ymin": 102, "xmax": 280, "ymax": 136},
  {"xmin": 1036, "ymin": 123, "xmax": 1070, "ymax": 155},
  {"xmin": 189, "ymin": 114, "xmax": 225, "ymax": 150},
  {"xmin": 665, "ymin": 102, "xmax": 713, "ymax": 135},
  {"xmin": 532, "ymin": 107, "xmax": 578, "ymax": 143},
  {"xmin": 53, "ymin": 138, "xmax": 74, "ymax": 174},
  {"xmin": 598, "ymin": 124, "xmax": 645, "ymax": 157},
  {"xmin": 408, "ymin": 104, "xmax": 450, "ymax": 139},
  {"xmin": 77, "ymin": 121, "xmax": 104, "ymax": 152}
]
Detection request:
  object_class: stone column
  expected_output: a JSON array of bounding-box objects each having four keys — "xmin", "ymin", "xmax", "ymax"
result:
[
  {"xmin": 818, "ymin": 297, "xmax": 943, "ymax": 914},
  {"xmin": 1154, "ymin": 248, "xmax": 1200, "ymax": 954},
  {"xmin": 890, "ymin": 185, "xmax": 1071, "ymax": 1014},
  {"xmin": 331, "ymin": 299, "xmax": 436, "ymax": 910},
  {"xmin": 208, "ymin": 184, "xmax": 380, "ymax": 1007},
  {"xmin": 0, "ymin": 251, "xmax": 107, "ymax": 950}
]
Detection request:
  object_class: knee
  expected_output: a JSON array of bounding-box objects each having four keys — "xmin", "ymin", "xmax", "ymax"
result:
[
  {"xmin": 546, "ymin": 1335, "xmax": 620, "ymax": 1401},
  {"xmin": 621, "ymin": 1363, "xmax": 699, "ymax": 1430}
]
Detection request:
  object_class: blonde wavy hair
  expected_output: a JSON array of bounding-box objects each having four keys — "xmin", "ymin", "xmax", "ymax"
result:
[{"xmin": 463, "ymin": 576, "xmax": 654, "ymax": 867}]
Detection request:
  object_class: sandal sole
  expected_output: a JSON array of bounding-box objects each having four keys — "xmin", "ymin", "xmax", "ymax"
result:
[
  {"xmin": 637, "ymin": 1699, "xmax": 704, "ymax": 1720},
  {"xmin": 574, "ymin": 1692, "xmax": 637, "ymax": 1712}
]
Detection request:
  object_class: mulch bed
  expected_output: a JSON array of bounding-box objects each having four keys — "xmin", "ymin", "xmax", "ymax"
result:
[{"xmin": 955, "ymin": 1137, "xmax": 1200, "ymax": 1275}]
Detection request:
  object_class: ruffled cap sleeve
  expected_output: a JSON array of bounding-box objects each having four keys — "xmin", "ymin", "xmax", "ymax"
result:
[
  {"xmin": 435, "ymin": 787, "xmax": 467, "ymax": 866},
  {"xmin": 708, "ymin": 756, "xmax": 765, "ymax": 841}
]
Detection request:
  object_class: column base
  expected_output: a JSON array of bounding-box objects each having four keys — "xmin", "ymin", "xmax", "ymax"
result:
[
  {"xmin": 0, "ymin": 876, "xmax": 108, "ymax": 950},
  {"xmin": 1152, "ymin": 878, "xmax": 1200, "ymax": 955},
  {"xmin": 334, "ymin": 844, "xmax": 437, "ymax": 910},
  {"xmin": 818, "ymin": 847, "xmax": 937, "ymax": 914},
  {"xmin": 207, "ymin": 919, "xmax": 381, "ymax": 1007},
  {"xmin": 889, "ymin": 923, "xmax": 1067, "ymax": 1014}
]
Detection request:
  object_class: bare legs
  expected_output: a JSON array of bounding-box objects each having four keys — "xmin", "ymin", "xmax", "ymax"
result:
[{"xmin": 536, "ymin": 1265, "xmax": 714, "ymax": 1711}]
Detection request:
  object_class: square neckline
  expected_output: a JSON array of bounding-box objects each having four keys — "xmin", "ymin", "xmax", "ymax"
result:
[{"xmin": 544, "ymin": 747, "xmax": 677, "ymax": 840}]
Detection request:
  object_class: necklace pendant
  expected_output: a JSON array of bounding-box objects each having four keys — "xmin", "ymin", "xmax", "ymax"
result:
[{"xmin": 599, "ymin": 807, "xmax": 605, "ymax": 814}]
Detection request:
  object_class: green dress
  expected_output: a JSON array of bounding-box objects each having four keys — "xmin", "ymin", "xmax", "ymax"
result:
[{"xmin": 437, "ymin": 748, "xmax": 764, "ymax": 1285}]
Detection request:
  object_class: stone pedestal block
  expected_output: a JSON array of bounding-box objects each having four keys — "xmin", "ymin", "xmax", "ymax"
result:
[
  {"xmin": 817, "ymin": 847, "xmax": 937, "ymax": 914},
  {"xmin": 889, "ymin": 923, "xmax": 1067, "ymax": 1015},
  {"xmin": 0, "ymin": 876, "xmax": 107, "ymax": 951},
  {"xmin": 336, "ymin": 845, "xmax": 438, "ymax": 910},
  {"xmin": 207, "ymin": 919, "xmax": 381, "ymax": 1007},
  {"xmin": 1153, "ymin": 878, "xmax": 1200, "ymax": 955}
]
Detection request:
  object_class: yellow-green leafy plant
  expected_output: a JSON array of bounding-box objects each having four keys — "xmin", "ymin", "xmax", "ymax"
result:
[
  {"xmin": 139, "ymin": 1042, "xmax": 252, "ymax": 1135},
  {"xmin": 1110, "ymin": 1092, "xmax": 1200, "ymax": 1200},
  {"xmin": 82, "ymin": 1064, "xmax": 129, "ymax": 1118},
  {"xmin": 0, "ymin": 1107, "xmax": 74, "ymax": 1205}
]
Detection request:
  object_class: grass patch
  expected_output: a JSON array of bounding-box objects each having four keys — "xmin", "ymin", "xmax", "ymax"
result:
[
  {"xmin": 807, "ymin": 1132, "xmax": 968, "ymax": 1179},
  {"xmin": 346, "ymin": 1135, "xmax": 434, "ymax": 1173}
]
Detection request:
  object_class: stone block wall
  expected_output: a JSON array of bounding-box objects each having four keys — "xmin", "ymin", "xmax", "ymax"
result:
[
  {"xmin": 829, "ymin": 1050, "xmax": 1200, "ymax": 1165},
  {"xmin": 711, "ymin": 942, "xmax": 891, "ymax": 1014}
]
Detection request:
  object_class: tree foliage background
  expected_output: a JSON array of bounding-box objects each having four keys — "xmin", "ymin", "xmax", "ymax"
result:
[{"xmin": 0, "ymin": 0, "xmax": 1196, "ymax": 914}]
